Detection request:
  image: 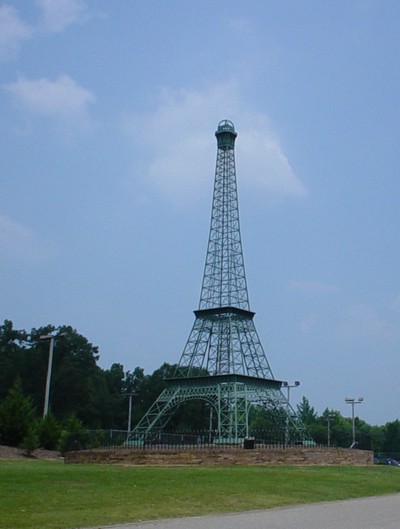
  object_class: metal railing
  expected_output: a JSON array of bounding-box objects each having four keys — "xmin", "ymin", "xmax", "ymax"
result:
[{"xmin": 65, "ymin": 429, "xmax": 319, "ymax": 452}]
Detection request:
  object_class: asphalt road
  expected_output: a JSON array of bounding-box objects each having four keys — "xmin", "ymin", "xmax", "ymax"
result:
[{"xmin": 86, "ymin": 493, "xmax": 400, "ymax": 529}]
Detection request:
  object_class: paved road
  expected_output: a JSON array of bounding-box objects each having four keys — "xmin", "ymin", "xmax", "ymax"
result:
[{"xmin": 86, "ymin": 494, "xmax": 400, "ymax": 529}]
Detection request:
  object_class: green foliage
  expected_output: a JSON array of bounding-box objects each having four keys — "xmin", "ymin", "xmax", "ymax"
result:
[
  {"xmin": 297, "ymin": 396, "xmax": 318, "ymax": 424},
  {"xmin": 57, "ymin": 414, "xmax": 90, "ymax": 454},
  {"xmin": 41, "ymin": 325, "xmax": 101, "ymax": 424},
  {"xmin": 63, "ymin": 414, "xmax": 86, "ymax": 434},
  {"xmin": 37, "ymin": 414, "xmax": 62, "ymax": 450},
  {"xmin": 20, "ymin": 427, "xmax": 40, "ymax": 456},
  {"xmin": 249, "ymin": 406, "xmax": 285, "ymax": 433},
  {"xmin": 0, "ymin": 378, "xmax": 36, "ymax": 446},
  {"xmin": 382, "ymin": 419, "xmax": 400, "ymax": 453},
  {"xmin": 0, "ymin": 320, "xmax": 28, "ymax": 401},
  {"xmin": 0, "ymin": 319, "xmax": 399, "ymax": 451},
  {"xmin": 0, "ymin": 320, "xmax": 125, "ymax": 430},
  {"xmin": 369, "ymin": 424, "xmax": 385, "ymax": 452}
]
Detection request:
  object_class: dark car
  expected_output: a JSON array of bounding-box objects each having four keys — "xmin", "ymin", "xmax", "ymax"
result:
[{"xmin": 374, "ymin": 457, "xmax": 400, "ymax": 466}]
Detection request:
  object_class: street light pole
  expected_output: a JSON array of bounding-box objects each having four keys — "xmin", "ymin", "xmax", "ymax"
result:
[
  {"xmin": 41, "ymin": 335, "xmax": 54, "ymax": 418},
  {"xmin": 326, "ymin": 414, "xmax": 336, "ymax": 448},
  {"xmin": 40, "ymin": 332, "xmax": 66, "ymax": 417},
  {"xmin": 282, "ymin": 381, "xmax": 300, "ymax": 445},
  {"xmin": 345, "ymin": 397, "xmax": 364, "ymax": 447},
  {"xmin": 128, "ymin": 393, "xmax": 133, "ymax": 433},
  {"xmin": 124, "ymin": 392, "xmax": 138, "ymax": 434}
]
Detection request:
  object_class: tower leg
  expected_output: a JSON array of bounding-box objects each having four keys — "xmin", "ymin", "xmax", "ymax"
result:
[{"xmin": 131, "ymin": 379, "xmax": 312, "ymax": 445}]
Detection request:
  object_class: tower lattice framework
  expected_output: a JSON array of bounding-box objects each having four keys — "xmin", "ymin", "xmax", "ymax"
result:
[{"xmin": 132, "ymin": 120, "xmax": 310, "ymax": 443}]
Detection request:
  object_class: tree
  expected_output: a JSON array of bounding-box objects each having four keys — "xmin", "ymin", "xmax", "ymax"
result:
[
  {"xmin": 21, "ymin": 325, "xmax": 55, "ymax": 413},
  {"xmin": 135, "ymin": 363, "xmax": 177, "ymax": 420},
  {"xmin": 2, "ymin": 318, "xmax": 400, "ymax": 445},
  {"xmin": 20, "ymin": 427, "xmax": 40, "ymax": 456},
  {"xmin": 126, "ymin": 363, "xmax": 213, "ymax": 431},
  {"xmin": 102, "ymin": 363, "xmax": 126, "ymax": 428},
  {"xmin": 0, "ymin": 320, "xmax": 28, "ymax": 400},
  {"xmin": 37, "ymin": 414, "xmax": 62, "ymax": 450},
  {"xmin": 369, "ymin": 424, "xmax": 385, "ymax": 453},
  {"xmin": 297, "ymin": 396, "xmax": 318, "ymax": 425},
  {"xmin": 311, "ymin": 409, "xmax": 352, "ymax": 447},
  {"xmin": 124, "ymin": 366, "xmax": 145, "ymax": 394},
  {"xmin": 382, "ymin": 420, "xmax": 400, "ymax": 454},
  {"xmin": 0, "ymin": 378, "xmax": 36, "ymax": 446},
  {"xmin": 249, "ymin": 406, "xmax": 286, "ymax": 443},
  {"xmin": 38, "ymin": 325, "xmax": 102, "ymax": 426},
  {"xmin": 57, "ymin": 414, "xmax": 89, "ymax": 454},
  {"xmin": 295, "ymin": 397, "xmax": 325, "ymax": 444}
]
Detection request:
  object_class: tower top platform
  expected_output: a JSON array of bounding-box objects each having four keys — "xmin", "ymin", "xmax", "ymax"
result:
[{"xmin": 215, "ymin": 119, "xmax": 237, "ymax": 150}]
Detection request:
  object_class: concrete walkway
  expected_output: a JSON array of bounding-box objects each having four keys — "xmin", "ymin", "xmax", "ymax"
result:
[{"xmin": 86, "ymin": 493, "xmax": 400, "ymax": 529}]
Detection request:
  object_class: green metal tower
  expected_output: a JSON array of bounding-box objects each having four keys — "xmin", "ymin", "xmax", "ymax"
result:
[{"xmin": 132, "ymin": 120, "xmax": 311, "ymax": 444}]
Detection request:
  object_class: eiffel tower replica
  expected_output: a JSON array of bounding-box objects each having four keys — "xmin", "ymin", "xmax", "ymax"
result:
[{"xmin": 132, "ymin": 120, "xmax": 310, "ymax": 444}]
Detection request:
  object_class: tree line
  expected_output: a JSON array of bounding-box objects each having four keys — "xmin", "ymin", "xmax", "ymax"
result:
[{"xmin": 0, "ymin": 319, "xmax": 399, "ymax": 454}]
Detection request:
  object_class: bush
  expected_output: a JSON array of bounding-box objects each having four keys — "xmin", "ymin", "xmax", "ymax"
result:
[
  {"xmin": 37, "ymin": 414, "xmax": 62, "ymax": 450},
  {"xmin": 57, "ymin": 414, "xmax": 89, "ymax": 454},
  {"xmin": 0, "ymin": 378, "xmax": 36, "ymax": 446},
  {"xmin": 20, "ymin": 427, "xmax": 40, "ymax": 456}
]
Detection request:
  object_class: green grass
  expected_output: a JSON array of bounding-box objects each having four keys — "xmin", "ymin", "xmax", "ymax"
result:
[{"xmin": 1, "ymin": 461, "xmax": 400, "ymax": 529}]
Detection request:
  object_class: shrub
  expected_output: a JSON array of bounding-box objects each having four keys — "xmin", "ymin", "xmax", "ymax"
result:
[
  {"xmin": 20, "ymin": 427, "xmax": 40, "ymax": 456},
  {"xmin": 0, "ymin": 378, "xmax": 36, "ymax": 446},
  {"xmin": 37, "ymin": 414, "xmax": 62, "ymax": 450}
]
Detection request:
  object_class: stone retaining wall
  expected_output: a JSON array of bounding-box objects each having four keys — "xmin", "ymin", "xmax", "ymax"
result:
[{"xmin": 65, "ymin": 447, "xmax": 373, "ymax": 466}]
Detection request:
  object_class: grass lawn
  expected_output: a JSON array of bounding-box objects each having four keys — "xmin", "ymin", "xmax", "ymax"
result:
[{"xmin": 1, "ymin": 460, "xmax": 400, "ymax": 529}]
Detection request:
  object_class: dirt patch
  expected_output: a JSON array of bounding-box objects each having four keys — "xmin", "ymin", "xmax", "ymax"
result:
[{"xmin": 0, "ymin": 444, "xmax": 63, "ymax": 460}]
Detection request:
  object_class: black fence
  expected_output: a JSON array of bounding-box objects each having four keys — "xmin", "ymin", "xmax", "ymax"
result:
[{"xmin": 65, "ymin": 429, "xmax": 319, "ymax": 452}]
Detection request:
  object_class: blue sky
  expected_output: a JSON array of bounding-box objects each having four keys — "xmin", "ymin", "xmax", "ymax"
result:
[{"xmin": 1, "ymin": 0, "xmax": 399, "ymax": 426}]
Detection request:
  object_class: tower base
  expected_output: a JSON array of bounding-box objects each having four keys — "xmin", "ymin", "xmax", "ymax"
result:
[{"xmin": 130, "ymin": 374, "xmax": 311, "ymax": 444}]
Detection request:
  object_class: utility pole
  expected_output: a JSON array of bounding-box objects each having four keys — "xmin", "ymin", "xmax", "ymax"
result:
[
  {"xmin": 39, "ymin": 332, "xmax": 66, "ymax": 417},
  {"xmin": 345, "ymin": 397, "xmax": 364, "ymax": 447}
]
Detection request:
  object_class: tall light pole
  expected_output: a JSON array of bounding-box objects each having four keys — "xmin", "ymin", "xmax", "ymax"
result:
[
  {"xmin": 282, "ymin": 381, "xmax": 300, "ymax": 445},
  {"xmin": 39, "ymin": 332, "xmax": 66, "ymax": 417},
  {"xmin": 326, "ymin": 414, "xmax": 336, "ymax": 448},
  {"xmin": 345, "ymin": 397, "xmax": 364, "ymax": 447},
  {"xmin": 124, "ymin": 392, "xmax": 137, "ymax": 434}
]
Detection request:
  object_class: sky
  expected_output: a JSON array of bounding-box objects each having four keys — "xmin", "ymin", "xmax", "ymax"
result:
[{"xmin": 1, "ymin": 0, "xmax": 400, "ymax": 426}]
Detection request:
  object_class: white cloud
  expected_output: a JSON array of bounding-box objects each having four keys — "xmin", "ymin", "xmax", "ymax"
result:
[
  {"xmin": 0, "ymin": 1, "xmax": 90, "ymax": 61},
  {"xmin": 237, "ymin": 128, "xmax": 307, "ymax": 198},
  {"xmin": 0, "ymin": 4, "xmax": 33, "ymax": 60},
  {"xmin": 36, "ymin": 0, "xmax": 88, "ymax": 32},
  {"xmin": 128, "ymin": 81, "xmax": 307, "ymax": 207},
  {"xmin": 3, "ymin": 74, "xmax": 95, "ymax": 130},
  {"xmin": 0, "ymin": 215, "xmax": 54, "ymax": 263}
]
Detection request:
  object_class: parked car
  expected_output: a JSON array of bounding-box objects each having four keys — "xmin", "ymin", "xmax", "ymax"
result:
[{"xmin": 374, "ymin": 457, "xmax": 400, "ymax": 466}]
